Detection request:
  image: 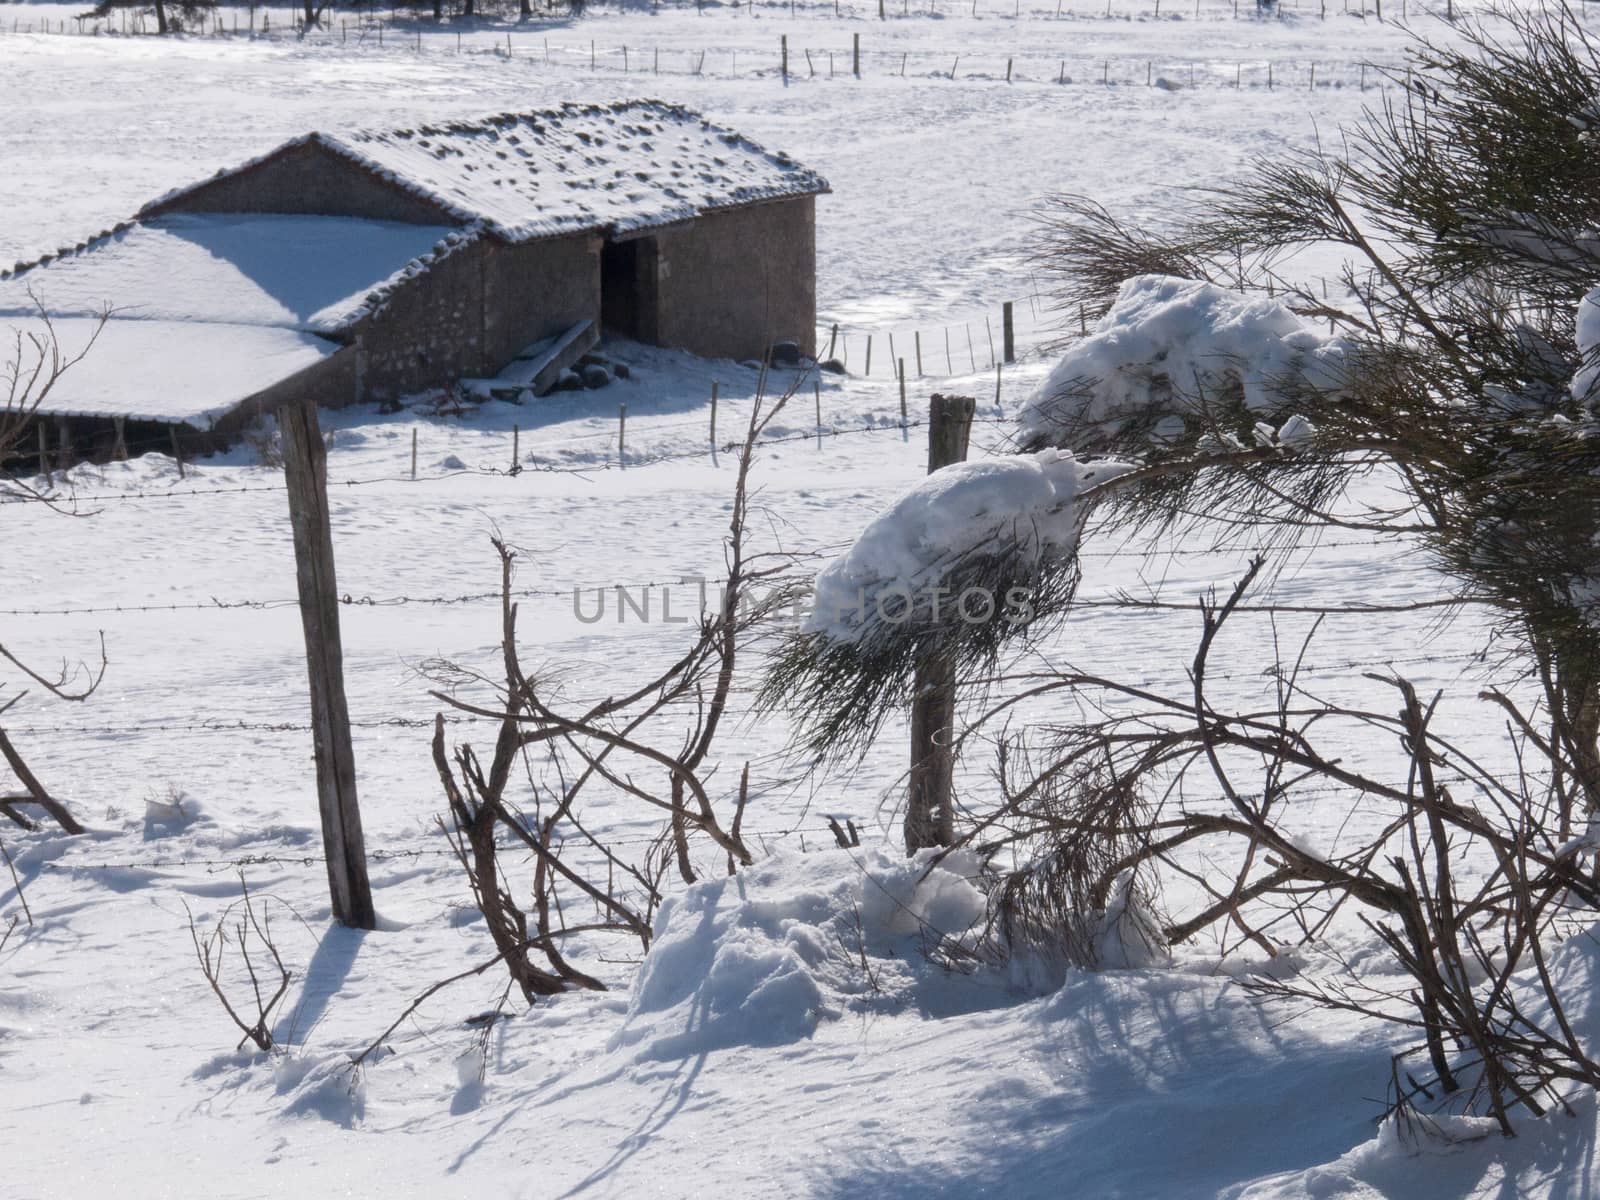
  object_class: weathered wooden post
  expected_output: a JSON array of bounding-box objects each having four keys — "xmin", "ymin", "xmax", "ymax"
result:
[
  {"xmin": 906, "ymin": 393, "xmax": 976, "ymax": 853},
  {"xmin": 279, "ymin": 398, "xmax": 375, "ymax": 930},
  {"xmin": 1002, "ymin": 301, "xmax": 1016, "ymax": 363},
  {"xmin": 112, "ymin": 416, "xmax": 127, "ymax": 461},
  {"xmin": 898, "ymin": 358, "xmax": 908, "ymax": 426},
  {"xmin": 853, "ymin": 32, "xmax": 860, "ymax": 76},
  {"xmin": 710, "ymin": 381, "xmax": 719, "ymax": 444},
  {"xmin": 781, "ymin": 33, "xmax": 788, "ymax": 79},
  {"xmin": 36, "ymin": 424, "xmax": 48, "ymax": 484}
]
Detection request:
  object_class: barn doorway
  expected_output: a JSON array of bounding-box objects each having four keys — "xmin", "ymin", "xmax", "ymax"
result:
[{"xmin": 601, "ymin": 235, "xmax": 660, "ymax": 344}]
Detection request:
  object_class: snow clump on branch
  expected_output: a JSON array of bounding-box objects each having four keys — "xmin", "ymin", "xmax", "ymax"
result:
[
  {"xmin": 767, "ymin": 449, "xmax": 1132, "ymax": 756},
  {"xmin": 1017, "ymin": 275, "xmax": 1352, "ymax": 451},
  {"xmin": 803, "ymin": 449, "xmax": 1134, "ymax": 645}
]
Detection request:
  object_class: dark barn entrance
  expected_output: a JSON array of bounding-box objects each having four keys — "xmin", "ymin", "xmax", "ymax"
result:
[{"xmin": 600, "ymin": 235, "xmax": 660, "ymax": 344}]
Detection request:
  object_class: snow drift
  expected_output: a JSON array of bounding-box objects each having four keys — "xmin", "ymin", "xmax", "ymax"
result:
[{"xmin": 610, "ymin": 848, "xmax": 988, "ymax": 1061}]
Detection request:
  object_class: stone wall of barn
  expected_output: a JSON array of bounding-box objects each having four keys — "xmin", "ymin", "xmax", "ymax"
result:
[
  {"xmin": 353, "ymin": 238, "xmax": 487, "ymax": 402},
  {"xmin": 481, "ymin": 234, "xmax": 603, "ymax": 369},
  {"xmin": 350, "ymin": 232, "xmax": 601, "ymax": 403},
  {"xmin": 145, "ymin": 140, "xmax": 456, "ymax": 226},
  {"xmin": 646, "ymin": 196, "xmax": 817, "ymax": 362}
]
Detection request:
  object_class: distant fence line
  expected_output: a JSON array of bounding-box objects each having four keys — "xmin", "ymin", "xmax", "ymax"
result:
[
  {"xmin": 0, "ymin": 0, "xmax": 1515, "ymax": 36},
  {"xmin": 2, "ymin": 10, "xmax": 1428, "ymax": 93},
  {"xmin": 817, "ymin": 292, "xmax": 1051, "ymax": 379}
]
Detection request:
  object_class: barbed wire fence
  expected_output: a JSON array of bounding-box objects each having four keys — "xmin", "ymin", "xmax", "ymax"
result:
[{"xmin": 0, "ymin": 337, "xmax": 1508, "ymax": 920}]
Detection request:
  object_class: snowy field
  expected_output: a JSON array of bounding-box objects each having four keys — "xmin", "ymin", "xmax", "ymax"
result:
[{"xmin": 3, "ymin": 5, "xmax": 1596, "ymax": 1198}]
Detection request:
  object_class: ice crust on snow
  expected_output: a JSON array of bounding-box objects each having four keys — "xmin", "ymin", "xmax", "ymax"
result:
[
  {"xmin": 1017, "ymin": 275, "xmax": 1350, "ymax": 449},
  {"xmin": 803, "ymin": 449, "xmax": 1133, "ymax": 642},
  {"xmin": 145, "ymin": 102, "xmax": 829, "ymax": 246}
]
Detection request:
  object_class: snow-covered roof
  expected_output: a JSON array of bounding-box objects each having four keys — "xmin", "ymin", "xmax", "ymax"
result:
[
  {"xmin": 0, "ymin": 214, "xmax": 469, "ymax": 335},
  {"xmin": 6, "ymin": 316, "xmax": 338, "ymax": 427},
  {"xmin": 145, "ymin": 101, "xmax": 830, "ymax": 243}
]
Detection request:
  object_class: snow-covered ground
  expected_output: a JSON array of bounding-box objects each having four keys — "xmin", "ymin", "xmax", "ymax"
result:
[{"xmin": 4, "ymin": 5, "xmax": 1597, "ymax": 1198}]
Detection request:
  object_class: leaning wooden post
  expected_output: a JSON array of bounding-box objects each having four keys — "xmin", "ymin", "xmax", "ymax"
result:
[
  {"xmin": 905, "ymin": 392, "xmax": 976, "ymax": 854},
  {"xmin": 279, "ymin": 398, "xmax": 375, "ymax": 930},
  {"xmin": 1002, "ymin": 301, "xmax": 1016, "ymax": 363}
]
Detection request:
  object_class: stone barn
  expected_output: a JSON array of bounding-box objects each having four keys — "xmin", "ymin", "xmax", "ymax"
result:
[{"xmin": 0, "ymin": 101, "xmax": 827, "ymax": 462}]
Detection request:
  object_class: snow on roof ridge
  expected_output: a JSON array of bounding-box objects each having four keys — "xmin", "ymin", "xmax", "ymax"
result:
[
  {"xmin": 135, "ymin": 101, "xmax": 827, "ymax": 247},
  {"xmin": 327, "ymin": 99, "xmax": 828, "ymax": 242},
  {"xmin": 2, "ymin": 221, "xmax": 138, "ymax": 284}
]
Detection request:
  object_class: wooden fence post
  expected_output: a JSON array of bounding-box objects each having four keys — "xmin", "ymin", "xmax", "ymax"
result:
[
  {"xmin": 279, "ymin": 398, "xmax": 376, "ymax": 931},
  {"xmin": 709, "ymin": 381, "xmax": 719, "ymax": 444},
  {"xmin": 170, "ymin": 426, "xmax": 185, "ymax": 479},
  {"xmin": 853, "ymin": 32, "xmax": 860, "ymax": 76},
  {"xmin": 898, "ymin": 358, "xmax": 908, "ymax": 425},
  {"xmin": 113, "ymin": 416, "xmax": 127, "ymax": 461},
  {"xmin": 782, "ymin": 33, "xmax": 788, "ymax": 79},
  {"xmin": 906, "ymin": 392, "xmax": 976, "ymax": 854},
  {"xmin": 37, "ymin": 423, "xmax": 48, "ymax": 484},
  {"xmin": 1002, "ymin": 301, "xmax": 1016, "ymax": 363}
]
